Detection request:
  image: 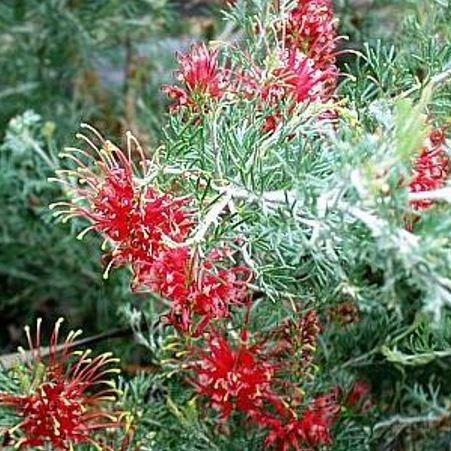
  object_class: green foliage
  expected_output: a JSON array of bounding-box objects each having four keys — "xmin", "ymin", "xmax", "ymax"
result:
[
  {"xmin": 0, "ymin": 0, "xmax": 174, "ymax": 140},
  {"xmin": 0, "ymin": 0, "xmax": 450, "ymax": 450}
]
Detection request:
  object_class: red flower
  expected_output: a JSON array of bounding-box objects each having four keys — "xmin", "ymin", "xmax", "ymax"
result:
[
  {"xmin": 264, "ymin": 390, "xmax": 340, "ymax": 450},
  {"xmin": 137, "ymin": 247, "xmax": 252, "ymax": 335},
  {"xmin": 53, "ymin": 128, "xmax": 252, "ymax": 337},
  {"xmin": 52, "ymin": 139, "xmax": 140, "ymax": 245},
  {"xmin": 52, "ymin": 129, "xmax": 194, "ymax": 278},
  {"xmin": 134, "ymin": 247, "xmax": 190, "ymax": 299},
  {"xmin": 192, "ymin": 331, "xmax": 276, "ymax": 419},
  {"xmin": 276, "ymin": 50, "xmax": 333, "ymax": 104},
  {"xmin": 257, "ymin": 50, "xmax": 334, "ymax": 133},
  {"xmin": 409, "ymin": 129, "xmax": 449, "ymax": 211},
  {"xmin": 285, "ymin": 0, "xmax": 338, "ymax": 69},
  {"xmin": 0, "ymin": 319, "xmax": 124, "ymax": 450},
  {"xmin": 189, "ymin": 266, "xmax": 252, "ymax": 329},
  {"xmin": 163, "ymin": 44, "xmax": 229, "ymax": 112}
]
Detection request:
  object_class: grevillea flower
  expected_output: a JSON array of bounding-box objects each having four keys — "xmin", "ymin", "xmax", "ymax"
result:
[
  {"xmin": 53, "ymin": 127, "xmax": 252, "ymax": 336},
  {"xmin": 263, "ymin": 390, "xmax": 340, "ymax": 450},
  {"xmin": 0, "ymin": 319, "xmax": 124, "ymax": 450},
  {"xmin": 409, "ymin": 129, "xmax": 449, "ymax": 211},
  {"xmin": 163, "ymin": 44, "xmax": 229, "ymax": 112},
  {"xmin": 51, "ymin": 127, "xmax": 195, "ymax": 278},
  {"xmin": 262, "ymin": 50, "xmax": 331, "ymax": 105},
  {"xmin": 191, "ymin": 331, "xmax": 276, "ymax": 419},
  {"xmin": 284, "ymin": 0, "xmax": 338, "ymax": 70},
  {"xmin": 137, "ymin": 247, "xmax": 252, "ymax": 335},
  {"xmin": 256, "ymin": 50, "xmax": 334, "ymax": 133}
]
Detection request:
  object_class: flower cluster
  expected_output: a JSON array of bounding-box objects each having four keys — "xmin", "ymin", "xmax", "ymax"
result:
[
  {"xmin": 0, "ymin": 319, "xmax": 124, "ymax": 450},
  {"xmin": 164, "ymin": 0, "xmax": 339, "ymax": 131},
  {"xmin": 162, "ymin": 44, "xmax": 229, "ymax": 113},
  {"xmin": 263, "ymin": 390, "xmax": 341, "ymax": 450},
  {"xmin": 190, "ymin": 312, "xmax": 342, "ymax": 449},
  {"xmin": 51, "ymin": 4, "xmax": 348, "ymax": 448},
  {"xmin": 409, "ymin": 129, "xmax": 449, "ymax": 211},
  {"xmin": 191, "ymin": 331, "xmax": 276, "ymax": 420},
  {"xmin": 52, "ymin": 126, "xmax": 251, "ymax": 335},
  {"xmin": 283, "ymin": 0, "xmax": 338, "ymax": 71}
]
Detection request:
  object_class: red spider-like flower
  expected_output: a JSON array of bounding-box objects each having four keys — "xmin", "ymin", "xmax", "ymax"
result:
[
  {"xmin": 137, "ymin": 247, "xmax": 252, "ymax": 335},
  {"xmin": 53, "ymin": 140, "xmax": 139, "ymax": 243},
  {"xmin": 263, "ymin": 51, "xmax": 330, "ymax": 105},
  {"xmin": 51, "ymin": 126, "xmax": 194, "ymax": 278},
  {"xmin": 409, "ymin": 129, "xmax": 449, "ymax": 211},
  {"xmin": 284, "ymin": 0, "xmax": 338, "ymax": 70},
  {"xmin": 188, "ymin": 265, "xmax": 252, "ymax": 332},
  {"xmin": 258, "ymin": 50, "xmax": 334, "ymax": 133},
  {"xmin": 53, "ymin": 127, "xmax": 252, "ymax": 336},
  {"xmin": 0, "ymin": 319, "xmax": 124, "ymax": 450},
  {"xmin": 191, "ymin": 331, "xmax": 276, "ymax": 419},
  {"xmin": 264, "ymin": 390, "xmax": 340, "ymax": 450},
  {"xmin": 134, "ymin": 247, "xmax": 191, "ymax": 301},
  {"xmin": 163, "ymin": 44, "xmax": 229, "ymax": 112}
]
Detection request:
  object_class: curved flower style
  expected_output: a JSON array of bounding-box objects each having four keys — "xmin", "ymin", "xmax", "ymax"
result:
[
  {"xmin": 409, "ymin": 129, "xmax": 449, "ymax": 211},
  {"xmin": 52, "ymin": 127, "xmax": 252, "ymax": 336},
  {"xmin": 191, "ymin": 331, "xmax": 276, "ymax": 420},
  {"xmin": 163, "ymin": 44, "xmax": 229, "ymax": 112},
  {"xmin": 263, "ymin": 390, "xmax": 340, "ymax": 450},
  {"xmin": 284, "ymin": 0, "xmax": 338, "ymax": 70},
  {"xmin": 0, "ymin": 318, "xmax": 124, "ymax": 450},
  {"xmin": 50, "ymin": 126, "xmax": 194, "ymax": 278}
]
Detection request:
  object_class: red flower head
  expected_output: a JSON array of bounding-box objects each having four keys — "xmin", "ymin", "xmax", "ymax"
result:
[
  {"xmin": 51, "ymin": 126, "xmax": 195, "ymax": 278},
  {"xmin": 163, "ymin": 44, "xmax": 229, "ymax": 112},
  {"xmin": 285, "ymin": 0, "xmax": 338, "ymax": 69},
  {"xmin": 0, "ymin": 319, "xmax": 125, "ymax": 450},
  {"xmin": 263, "ymin": 50, "xmax": 331, "ymax": 106},
  {"xmin": 188, "ymin": 265, "xmax": 252, "ymax": 332},
  {"xmin": 409, "ymin": 129, "xmax": 449, "ymax": 211},
  {"xmin": 191, "ymin": 331, "xmax": 276, "ymax": 419},
  {"xmin": 52, "ymin": 127, "xmax": 251, "ymax": 337},
  {"xmin": 135, "ymin": 246, "xmax": 252, "ymax": 335},
  {"xmin": 257, "ymin": 49, "xmax": 335, "ymax": 133},
  {"xmin": 264, "ymin": 390, "xmax": 340, "ymax": 450}
]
